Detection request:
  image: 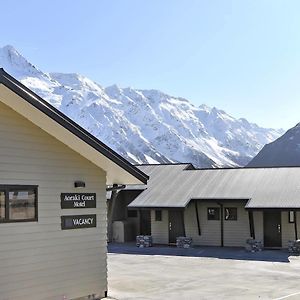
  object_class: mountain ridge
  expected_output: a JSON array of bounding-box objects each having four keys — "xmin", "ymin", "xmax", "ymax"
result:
[
  {"xmin": 247, "ymin": 123, "xmax": 300, "ymax": 167},
  {"xmin": 0, "ymin": 45, "xmax": 284, "ymax": 167}
]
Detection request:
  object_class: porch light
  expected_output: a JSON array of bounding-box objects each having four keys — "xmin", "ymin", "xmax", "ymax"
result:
[{"xmin": 74, "ymin": 181, "xmax": 85, "ymax": 188}]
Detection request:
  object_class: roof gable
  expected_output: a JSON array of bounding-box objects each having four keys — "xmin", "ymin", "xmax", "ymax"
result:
[{"xmin": 0, "ymin": 69, "xmax": 148, "ymax": 185}]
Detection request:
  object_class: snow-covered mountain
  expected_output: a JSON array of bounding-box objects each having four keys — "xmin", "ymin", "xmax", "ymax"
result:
[
  {"xmin": 0, "ymin": 45, "xmax": 284, "ymax": 167},
  {"xmin": 247, "ymin": 123, "xmax": 300, "ymax": 167}
]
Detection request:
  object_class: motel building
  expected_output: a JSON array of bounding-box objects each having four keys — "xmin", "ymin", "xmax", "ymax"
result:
[
  {"xmin": 110, "ymin": 163, "xmax": 300, "ymax": 249},
  {"xmin": 0, "ymin": 69, "xmax": 148, "ymax": 300}
]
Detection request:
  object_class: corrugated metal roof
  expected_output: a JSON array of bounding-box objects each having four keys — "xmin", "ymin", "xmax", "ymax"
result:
[{"xmin": 128, "ymin": 164, "xmax": 300, "ymax": 209}]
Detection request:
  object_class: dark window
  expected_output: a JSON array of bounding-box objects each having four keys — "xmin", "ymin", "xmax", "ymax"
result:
[
  {"xmin": 128, "ymin": 210, "xmax": 138, "ymax": 218},
  {"xmin": 207, "ymin": 207, "xmax": 220, "ymax": 220},
  {"xmin": 224, "ymin": 207, "xmax": 237, "ymax": 221},
  {"xmin": 289, "ymin": 211, "xmax": 295, "ymax": 223},
  {"xmin": 155, "ymin": 210, "xmax": 162, "ymax": 221},
  {"xmin": 0, "ymin": 185, "xmax": 38, "ymax": 222}
]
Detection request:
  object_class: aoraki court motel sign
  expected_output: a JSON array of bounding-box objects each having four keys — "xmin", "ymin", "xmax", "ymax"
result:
[{"xmin": 61, "ymin": 193, "xmax": 97, "ymax": 230}]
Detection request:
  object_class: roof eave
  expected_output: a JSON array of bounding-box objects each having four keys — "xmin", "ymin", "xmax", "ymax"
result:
[{"xmin": 0, "ymin": 68, "xmax": 148, "ymax": 184}]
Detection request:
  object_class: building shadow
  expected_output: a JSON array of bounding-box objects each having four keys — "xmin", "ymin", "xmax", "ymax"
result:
[{"xmin": 108, "ymin": 242, "xmax": 294, "ymax": 263}]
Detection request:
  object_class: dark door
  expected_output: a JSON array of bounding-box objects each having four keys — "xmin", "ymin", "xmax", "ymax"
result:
[
  {"xmin": 169, "ymin": 210, "xmax": 185, "ymax": 244},
  {"xmin": 140, "ymin": 210, "xmax": 151, "ymax": 235},
  {"xmin": 264, "ymin": 211, "xmax": 282, "ymax": 248}
]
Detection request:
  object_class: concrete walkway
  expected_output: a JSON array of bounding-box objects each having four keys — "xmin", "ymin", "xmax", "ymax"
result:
[
  {"xmin": 107, "ymin": 243, "xmax": 300, "ymax": 300},
  {"xmin": 108, "ymin": 242, "xmax": 291, "ymax": 262}
]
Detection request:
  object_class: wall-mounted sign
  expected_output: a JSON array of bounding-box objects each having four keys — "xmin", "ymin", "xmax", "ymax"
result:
[
  {"xmin": 61, "ymin": 214, "xmax": 97, "ymax": 230},
  {"xmin": 61, "ymin": 193, "xmax": 96, "ymax": 209}
]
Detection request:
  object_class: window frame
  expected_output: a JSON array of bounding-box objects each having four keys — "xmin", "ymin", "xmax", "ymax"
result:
[
  {"xmin": 0, "ymin": 185, "xmax": 38, "ymax": 223},
  {"xmin": 207, "ymin": 207, "xmax": 220, "ymax": 221},
  {"xmin": 224, "ymin": 207, "xmax": 238, "ymax": 221},
  {"xmin": 155, "ymin": 210, "xmax": 162, "ymax": 221}
]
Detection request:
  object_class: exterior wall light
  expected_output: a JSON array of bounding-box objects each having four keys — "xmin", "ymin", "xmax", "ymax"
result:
[{"xmin": 74, "ymin": 181, "xmax": 86, "ymax": 188}]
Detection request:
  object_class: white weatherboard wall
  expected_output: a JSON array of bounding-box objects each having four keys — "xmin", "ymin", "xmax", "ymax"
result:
[
  {"xmin": 186, "ymin": 206, "xmax": 299, "ymax": 248},
  {"xmin": 282, "ymin": 211, "xmax": 295, "ymax": 248},
  {"xmin": 151, "ymin": 203, "xmax": 250, "ymax": 247},
  {"xmin": 223, "ymin": 202, "xmax": 250, "ymax": 247},
  {"xmin": 149, "ymin": 205, "xmax": 299, "ymax": 248},
  {"xmin": 253, "ymin": 211, "xmax": 263, "ymax": 245},
  {"xmin": 184, "ymin": 202, "xmax": 222, "ymax": 246},
  {"xmin": 186, "ymin": 201, "xmax": 250, "ymax": 247},
  {"xmin": 0, "ymin": 101, "xmax": 107, "ymax": 300}
]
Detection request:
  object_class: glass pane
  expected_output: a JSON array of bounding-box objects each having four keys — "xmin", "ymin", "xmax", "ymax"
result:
[
  {"xmin": 225, "ymin": 208, "xmax": 230, "ymax": 220},
  {"xmin": 207, "ymin": 208, "xmax": 220, "ymax": 220},
  {"xmin": 225, "ymin": 208, "xmax": 237, "ymax": 221},
  {"xmin": 0, "ymin": 191, "xmax": 5, "ymax": 219},
  {"xmin": 155, "ymin": 210, "xmax": 162, "ymax": 221},
  {"xmin": 9, "ymin": 190, "xmax": 35, "ymax": 220}
]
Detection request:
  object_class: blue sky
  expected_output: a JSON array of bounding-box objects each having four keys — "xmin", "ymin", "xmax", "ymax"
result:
[{"xmin": 0, "ymin": 0, "xmax": 299, "ymax": 129}]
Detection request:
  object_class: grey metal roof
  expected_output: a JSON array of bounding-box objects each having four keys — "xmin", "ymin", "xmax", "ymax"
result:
[{"xmin": 128, "ymin": 164, "xmax": 300, "ymax": 209}]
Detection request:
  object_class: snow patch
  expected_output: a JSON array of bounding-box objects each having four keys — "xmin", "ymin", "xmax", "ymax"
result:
[{"xmin": 0, "ymin": 45, "xmax": 284, "ymax": 168}]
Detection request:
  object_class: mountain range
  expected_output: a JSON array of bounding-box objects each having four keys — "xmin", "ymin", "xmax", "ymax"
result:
[
  {"xmin": 0, "ymin": 45, "xmax": 284, "ymax": 168},
  {"xmin": 247, "ymin": 123, "xmax": 300, "ymax": 167}
]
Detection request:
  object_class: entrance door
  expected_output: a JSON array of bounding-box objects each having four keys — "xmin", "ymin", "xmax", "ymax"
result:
[
  {"xmin": 140, "ymin": 210, "xmax": 151, "ymax": 235},
  {"xmin": 169, "ymin": 210, "xmax": 185, "ymax": 244},
  {"xmin": 264, "ymin": 211, "xmax": 282, "ymax": 248}
]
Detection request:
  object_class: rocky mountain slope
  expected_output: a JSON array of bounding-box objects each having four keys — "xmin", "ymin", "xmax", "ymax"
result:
[
  {"xmin": 247, "ymin": 123, "xmax": 300, "ymax": 167},
  {"xmin": 0, "ymin": 45, "xmax": 284, "ymax": 167}
]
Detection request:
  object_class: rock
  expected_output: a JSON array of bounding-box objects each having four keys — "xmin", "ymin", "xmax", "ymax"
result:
[
  {"xmin": 245, "ymin": 238, "xmax": 263, "ymax": 252},
  {"xmin": 176, "ymin": 237, "xmax": 193, "ymax": 248},
  {"xmin": 288, "ymin": 240, "xmax": 300, "ymax": 254},
  {"xmin": 136, "ymin": 235, "xmax": 153, "ymax": 247}
]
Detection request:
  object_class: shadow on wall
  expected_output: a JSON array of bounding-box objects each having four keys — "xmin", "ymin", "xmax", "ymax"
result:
[{"xmin": 108, "ymin": 242, "xmax": 293, "ymax": 263}]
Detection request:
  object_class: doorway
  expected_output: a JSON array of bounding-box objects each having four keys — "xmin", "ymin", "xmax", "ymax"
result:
[
  {"xmin": 264, "ymin": 211, "xmax": 282, "ymax": 248},
  {"xmin": 140, "ymin": 210, "xmax": 151, "ymax": 235},
  {"xmin": 168, "ymin": 210, "xmax": 185, "ymax": 244}
]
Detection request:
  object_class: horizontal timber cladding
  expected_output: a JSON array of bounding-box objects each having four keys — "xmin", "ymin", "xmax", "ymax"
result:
[
  {"xmin": 0, "ymin": 69, "xmax": 148, "ymax": 185},
  {"xmin": 282, "ymin": 211, "xmax": 300, "ymax": 247},
  {"xmin": 223, "ymin": 203, "xmax": 250, "ymax": 246},
  {"xmin": 0, "ymin": 101, "xmax": 107, "ymax": 299},
  {"xmin": 253, "ymin": 211, "xmax": 263, "ymax": 244},
  {"xmin": 147, "ymin": 202, "xmax": 300, "ymax": 248},
  {"xmin": 184, "ymin": 201, "xmax": 222, "ymax": 246},
  {"xmin": 184, "ymin": 201, "xmax": 251, "ymax": 247}
]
